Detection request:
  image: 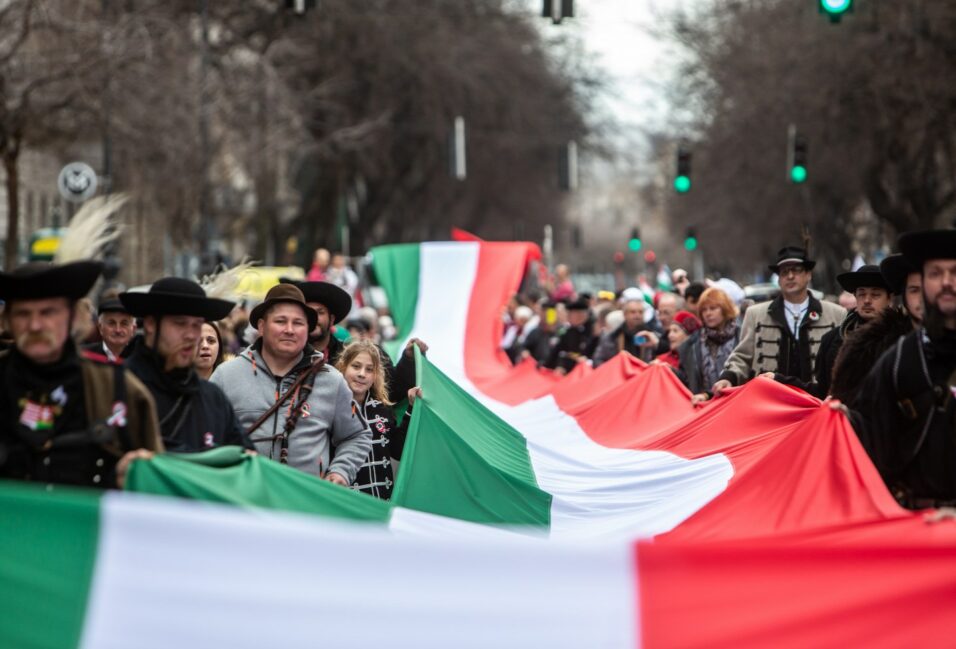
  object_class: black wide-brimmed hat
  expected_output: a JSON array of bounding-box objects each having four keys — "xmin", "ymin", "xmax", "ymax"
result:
[
  {"xmin": 250, "ymin": 283, "xmax": 318, "ymax": 331},
  {"xmin": 769, "ymin": 246, "xmax": 816, "ymax": 273},
  {"xmin": 837, "ymin": 264, "xmax": 891, "ymax": 293},
  {"xmin": 566, "ymin": 297, "xmax": 590, "ymax": 311},
  {"xmin": 96, "ymin": 297, "xmax": 130, "ymax": 316},
  {"xmin": 898, "ymin": 229, "xmax": 956, "ymax": 268},
  {"xmin": 880, "ymin": 254, "xmax": 919, "ymax": 295},
  {"xmin": 278, "ymin": 278, "xmax": 351, "ymax": 324},
  {"xmin": 120, "ymin": 277, "xmax": 235, "ymax": 322},
  {"xmin": 0, "ymin": 260, "xmax": 103, "ymax": 303}
]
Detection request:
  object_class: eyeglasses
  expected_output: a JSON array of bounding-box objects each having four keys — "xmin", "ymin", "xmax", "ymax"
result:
[{"xmin": 778, "ymin": 266, "xmax": 807, "ymax": 277}]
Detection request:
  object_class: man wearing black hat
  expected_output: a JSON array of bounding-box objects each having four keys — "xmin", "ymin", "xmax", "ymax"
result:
[
  {"xmin": 284, "ymin": 279, "xmax": 421, "ymax": 403},
  {"xmin": 880, "ymin": 253, "xmax": 924, "ymax": 327},
  {"xmin": 544, "ymin": 298, "xmax": 599, "ymax": 374},
  {"xmin": 828, "ymin": 261, "xmax": 914, "ymax": 408},
  {"xmin": 210, "ymin": 283, "xmax": 370, "ymax": 485},
  {"xmin": 121, "ymin": 278, "xmax": 249, "ymax": 453},
  {"xmin": 0, "ymin": 260, "xmax": 163, "ymax": 488},
  {"xmin": 713, "ymin": 246, "xmax": 846, "ymax": 394},
  {"xmin": 84, "ymin": 297, "xmax": 136, "ymax": 362},
  {"xmin": 807, "ymin": 265, "xmax": 894, "ymax": 398},
  {"xmin": 843, "ymin": 231, "xmax": 956, "ymax": 509}
]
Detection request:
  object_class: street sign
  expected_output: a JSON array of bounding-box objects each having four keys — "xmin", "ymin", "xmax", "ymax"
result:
[{"xmin": 57, "ymin": 162, "xmax": 98, "ymax": 203}]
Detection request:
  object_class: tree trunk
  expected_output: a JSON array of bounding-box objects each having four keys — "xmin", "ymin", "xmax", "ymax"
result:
[{"xmin": 4, "ymin": 152, "xmax": 20, "ymax": 270}]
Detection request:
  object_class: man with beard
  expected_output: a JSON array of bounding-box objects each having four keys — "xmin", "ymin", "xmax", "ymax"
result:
[
  {"xmin": 712, "ymin": 246, "xmax": 845, "ymax": 394},
  {"xmin": 281, "ymin": 279, "xmax": 422, "ymax": 403},
  {"xmin": 0, "ymin": 260, "xmax": 162, "ymax": 488},
  {"xmin": 809, "ymin": 265, "xmax": 893, "ymax": 398},
  {"xmin": 844, "ymin": 231, "xmax": 956, "ymax": 509},
  {"xmin": 84, "ymin": 297, "xmax": 136, "ymax": 361},
  {"xmin": 121, "ymin": 278, "xmax": 250, "ymax": 452},
  {"xmin": 827, "ymin": 256, "xmax": 919, "ymax": 408},
  {"xmin": 211, "ymin": 283, "xmax": 369, "ymax": 484},
  {"xmin": 545, "ymin": 298, "xmax": 599, "ymax": 374}
]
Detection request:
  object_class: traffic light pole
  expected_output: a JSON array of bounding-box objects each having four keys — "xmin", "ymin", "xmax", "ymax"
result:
[{"xmin": 693, "ymin": 247, "xmax": 705, "ymax": 282}]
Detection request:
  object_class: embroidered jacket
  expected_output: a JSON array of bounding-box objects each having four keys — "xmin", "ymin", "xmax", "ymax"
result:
[
  {"xmin": 718, "ymin": 295, "xmax": 846, "ymax": 387},
  {"xmin": 351, "ymin": 393, "xmax": 409, "ymax": 500}
]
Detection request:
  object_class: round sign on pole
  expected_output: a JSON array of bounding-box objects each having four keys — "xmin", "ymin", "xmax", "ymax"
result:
[{"xmin": 57, "ymin": 162, "xmax": 98, "ymax": 203}]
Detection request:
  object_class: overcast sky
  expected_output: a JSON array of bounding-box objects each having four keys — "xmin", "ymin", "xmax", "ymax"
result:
[{"xmin": 529, "ymin": 0, "xmax": 697, "ymax": 133}]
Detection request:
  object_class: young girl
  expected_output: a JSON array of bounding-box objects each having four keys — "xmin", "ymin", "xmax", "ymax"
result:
[{"xmin": 336, "ymin": 340, "xmax": 420, "ymax": 500}]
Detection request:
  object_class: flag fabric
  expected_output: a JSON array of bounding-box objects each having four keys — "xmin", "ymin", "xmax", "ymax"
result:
[
  {"xmin": 4, "ymin": 239, "xmax": 956, "ymax": 648},
  {"xmin": 369, "ymin": 241, "xmax": 910, "ymax": 541},
  {"xmin": 3, "ymin": 472, "xmax": 955, "ymax": 648}
]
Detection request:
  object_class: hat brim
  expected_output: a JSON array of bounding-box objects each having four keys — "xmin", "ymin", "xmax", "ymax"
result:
[
  {"xmin": 898, "ymin": 230, "xmax": 956, "ymax": 269},
  {"xmin": 120, "ymin": 291, "xmax": 235, "ymax": 322},
  {"xmin": 837, "ymin": 270, "xmax": 890, "ymax": 293},
  {"xmin": 0, "ymin": 260, "xmax": 103, "ymax": 302},
  {"xmin": 769, "ymin": 260, "xmax": 816, "ymax": 273},
  {"xmin": 249, "ymin": 298, "xmax": 318, "ymax": 332},
  {"xmin": 281, "ymin": 279, "xmax": 352, "ymax": 324},
  {"xmin": 880, "ymin": 254, "xmax": 918, "ymax": 295}
]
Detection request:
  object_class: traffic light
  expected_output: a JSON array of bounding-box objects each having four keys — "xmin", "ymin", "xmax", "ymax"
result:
[
  {"xmin": 628, "ymin": 227, "xmax": 642, "ymax": 252},
  {"xmin": 285, "ymin": 0, "xmax": 317, "ymax": 14},
  {"xmin": 819, "ymin": 0, "xmax": 852, "ymax": 23},
  {"xmin": 684, "ymin": 227, "xmax": 698, "ymax": 251},
  {"xmin": 787, "ymin": 126, "xmax": 808, "ymax": 184},
  {"xmin": 674, "ymin": 148, "xmax": 691, "ymax": 194},
  {"xmin": 542, "ymin": 0, "xmax": 574, "ymax": 24}
]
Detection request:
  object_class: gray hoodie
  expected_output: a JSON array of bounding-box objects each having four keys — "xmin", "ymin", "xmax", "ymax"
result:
[{"xmin": 210, "ymin": 343, "xmax": 370, "ymax": 483}]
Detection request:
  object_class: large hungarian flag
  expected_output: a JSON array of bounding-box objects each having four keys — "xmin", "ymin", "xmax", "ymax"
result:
[{"xmin": 3, "ymin": 240, "xmax": 955, "ymax": 648}]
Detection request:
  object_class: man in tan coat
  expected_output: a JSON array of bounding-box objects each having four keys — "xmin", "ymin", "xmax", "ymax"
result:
[{"xmin": 712, "ymin": 246, "xmax": 846, "ymax": 395}]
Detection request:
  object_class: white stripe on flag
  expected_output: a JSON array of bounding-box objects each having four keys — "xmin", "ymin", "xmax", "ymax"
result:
[
  {"xmin": 80, "ymin": 493, "xmax": 637, "ymax": 649},
  {"xmin": 405, "ymin": 243, "xmax": 734, "ymax": 540}
]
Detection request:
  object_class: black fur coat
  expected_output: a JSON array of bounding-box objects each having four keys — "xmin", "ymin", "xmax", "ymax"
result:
[{"xmin": 830, "ymin": 307, "xmax": 913, "ymax": 408}]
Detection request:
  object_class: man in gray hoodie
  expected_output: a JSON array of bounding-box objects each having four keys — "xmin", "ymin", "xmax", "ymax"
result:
[{"xmin": 210, "ymin": 284, "xmax": 369, "ymax": 485}]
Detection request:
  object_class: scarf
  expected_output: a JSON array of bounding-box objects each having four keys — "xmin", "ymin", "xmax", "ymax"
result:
[
  {"xmin": 703, "ymin": 319, "xmax": 738, "ymax": 345},
  {"xmin": 699, "ymin": 320, "xmax": 738, "ymax": 388}
]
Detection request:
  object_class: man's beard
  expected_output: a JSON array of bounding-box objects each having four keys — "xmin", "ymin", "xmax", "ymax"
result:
[
  {"xmin": 308, "ymin": 326, "xmax": 326, "ymax": 345},
  {"xmin": 921, "ymin": 299, "xmax": 956, "ymax": 342}
]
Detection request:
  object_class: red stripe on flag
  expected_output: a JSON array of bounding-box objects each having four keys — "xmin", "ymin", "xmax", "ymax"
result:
[{"xmin": 637, "ymin": 519, "xmax": 956, "ymax": 649}]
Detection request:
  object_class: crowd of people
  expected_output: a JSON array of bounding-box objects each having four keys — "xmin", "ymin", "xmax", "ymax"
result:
[
  {"xmin": 503, "ymin": 237, "xmax": 954, "ymax": 511},
  {"xmin": 0, "ymin": 231, "xmax": 953, "ymax": 514},
  {"xmin": 0, "ymin": 251, "xmax": 422, "ymax": 500}
]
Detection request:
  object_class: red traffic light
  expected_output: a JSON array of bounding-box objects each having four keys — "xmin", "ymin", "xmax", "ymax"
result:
[{"xmin": 644, "ymin": 250, "xmax": 657, "ymax": 264}]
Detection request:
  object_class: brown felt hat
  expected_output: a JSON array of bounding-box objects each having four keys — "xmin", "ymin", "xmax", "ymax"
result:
[{"xmin": 249, "ymin": 283, "xmax": 318, "ymax": 331}]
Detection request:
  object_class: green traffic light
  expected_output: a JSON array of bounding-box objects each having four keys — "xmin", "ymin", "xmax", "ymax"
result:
[
  {"xmin": 628, "ymin": 239, "xmax": 642, "ymax": 252},
  {"xmin": 790, "ymin": 165, "xmax": 807, "ymax": 183},
  {"xmin": 684, "ymin": 237, "xmax": 698, "ymax": 252},
  {"xmin": 674, "ymin": 175, "xmax": 691, "ymax": 193},
  {"xmin": 820, "ymin": 0, "xmax": 851, "ymax": 14}
]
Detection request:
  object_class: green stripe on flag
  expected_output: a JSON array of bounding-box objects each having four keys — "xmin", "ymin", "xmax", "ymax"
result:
[
  {"xmin": 392, "ymin": 349, "xmax": 552, "ymax": 527},
  {"xmin": 370, "ymin": 243, "xmax": 420, "ymax": 359},
  {"xmin": 0, "ymin": 481, "xmax": 100, "ymax": 649},
  {"xmin": 126, "ymin": 447, "xmax": 392, "ymax": 523}
]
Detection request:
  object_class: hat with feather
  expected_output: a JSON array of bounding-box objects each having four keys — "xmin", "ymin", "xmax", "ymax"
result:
[{"xmin": 0, "ymin": 195, "xmax": 129, "ymax": 303}]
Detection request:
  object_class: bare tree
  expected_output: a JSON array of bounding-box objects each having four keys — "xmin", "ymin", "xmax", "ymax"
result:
[
  {"xmin": 650, "ymin": 0, "xmax": 956, "ymax": 283},
  {"xmin": 0, "ymin": 1, "xmax": 107, "ymax": 269}
]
